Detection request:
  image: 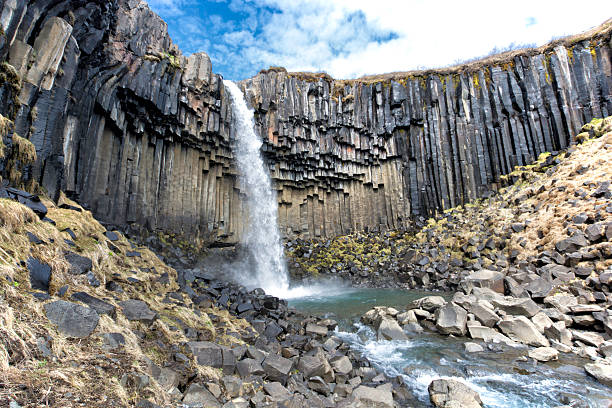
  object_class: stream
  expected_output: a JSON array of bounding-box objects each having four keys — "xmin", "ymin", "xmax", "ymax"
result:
[{"xmin": 289, "ymin": 288, "xmax": 612, "ymax": 408}]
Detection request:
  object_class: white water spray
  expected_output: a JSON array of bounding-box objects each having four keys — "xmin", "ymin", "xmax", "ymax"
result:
[{"xmin": 224, "ymin": 80, "xmax": 289, "ymax": 297}]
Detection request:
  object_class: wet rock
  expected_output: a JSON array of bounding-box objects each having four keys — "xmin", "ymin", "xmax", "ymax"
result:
[
  {"xmin": 464, "ymin": 342, "xmax": 484, "ymax": 353},
  {"xmin": 584, "ymin": 362, "xmax": 612, "ymax": 387},
  {"xmin": 428, "ymin": 379, "xmax": 483, "ymax": 408},
  {"xmin": 377, "ymin": 316, "xmax": 409, "ymax": 341},
  {"xmin": 44, "ymin": 300, "xmax": 99, "ymax": 338},
  {"xmin": 118, "ymin": 300, "xmax": 157, "ymax": 324},
  {"xmin": 64, "ymin": 252, "xmax": 93, "ymax": 275},
  {"xmin": 27, "ymin": 257, "xmax": 51, "ymax": 292},
  {"xmin": 467, "ymin": 323, "xmax": 519, "ymax": 347},
  {"xmin": 435, "ymin": 303, "xmax": 467, "ymax": 336},
  {"xmin": 528, "ymin": 347, "xmax": 559, "ymax": 362},
  {"xmin": 497, "ymin": 316, "xmax": 550, "ymax": 347}
]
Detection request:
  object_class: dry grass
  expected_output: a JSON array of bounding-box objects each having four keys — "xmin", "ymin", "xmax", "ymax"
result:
[{"xmin": 0, "ymin": 192, "xmax": 257, "ymax": 406}]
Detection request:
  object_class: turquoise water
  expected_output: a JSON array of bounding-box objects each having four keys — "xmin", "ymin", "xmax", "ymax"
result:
[{"xmin": 289, "ymin": 288, "xmax": 612, "ymax": 408}]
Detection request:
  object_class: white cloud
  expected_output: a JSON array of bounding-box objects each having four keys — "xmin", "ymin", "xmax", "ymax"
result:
[{"xmin": 148, "ymin": 0, "xmax": 612, "ymax": 80}]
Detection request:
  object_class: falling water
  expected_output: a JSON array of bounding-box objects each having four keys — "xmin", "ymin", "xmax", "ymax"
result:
[{"xmin": 224, "ymin": 80, "xmax": 289, "ymax": 297}]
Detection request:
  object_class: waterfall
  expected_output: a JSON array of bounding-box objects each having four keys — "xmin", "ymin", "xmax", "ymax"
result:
[{"xmin": 224, "ymin": 80, "xmax": 289, "ymax": 296}]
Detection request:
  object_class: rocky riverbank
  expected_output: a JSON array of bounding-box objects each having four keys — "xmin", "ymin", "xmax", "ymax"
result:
[{"xmin": 0, "ymin": 185, "xmax": 416, "ymax": 407}]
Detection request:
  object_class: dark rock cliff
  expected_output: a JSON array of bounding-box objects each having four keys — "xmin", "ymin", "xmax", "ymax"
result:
[
  {"xmin": 0, "ymin": 0, "xmax": 611, "ymax": 244},
  {"xmin": 242, "ymin": 29, "xmax": 612, "ymax": 239}
]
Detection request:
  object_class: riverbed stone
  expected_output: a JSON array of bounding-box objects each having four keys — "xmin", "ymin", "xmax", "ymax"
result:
[
  {"xmin": 352, "ymin": 384, "xmax": 393, "ymax": 408},
  {"xmin": 572, "ymin": 330, "xmax": 605, "ymax": 347},
  {"xmin": 410, "ymin": 296, "xmax": 447, "ymax": 312},
  {"xmin": 584, "ymin": 362, "xmax": 612, "ymax": 387},
  {"xmin": 469, "ymin": 301, "xmax": 500, "ymax": 328},
  {"xmin": 464, "ymin": 342, "xmax": 484, "ymax": 353},
  {"xmin": 377, "ymin": 316, "xmax": 409, "ymax": 341},
  {"xmin": 528, "ymin": 347, "xmax": 559, "ymax": 362},
  {"xmin": 490, "ymin": 297, "xmax": 540, "ymax": 317},
  {"xmin": 428, "ymin": 379, "xmax": 483, "ymax": 408},
  {"xmin": 435, "ymin": 303, "xmax": 467, "ymax": 336},
  {"xmin": 497, "ymin": 316, "xmax": 549, "ymax": 347}
]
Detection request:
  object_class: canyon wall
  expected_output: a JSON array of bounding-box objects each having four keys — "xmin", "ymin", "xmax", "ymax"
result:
[{"xmin": 0, "ymin": 0, "xmax": 611, "ymax": 244}]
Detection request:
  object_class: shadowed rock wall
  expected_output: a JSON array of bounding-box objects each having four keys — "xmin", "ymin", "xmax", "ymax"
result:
[{"xmin": 1, "ymin": 0, "xmax": 611, "ymax": 244}]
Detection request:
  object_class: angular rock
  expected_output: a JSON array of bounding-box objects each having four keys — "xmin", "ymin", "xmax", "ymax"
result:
[
  {"xmin": 236, "ymin": 358, "xmax": 264, "ymax": 378},
  {"xmin": 490, "ymin": 297, "xmax": 540, "ymax": 317},
  {"xmin": 182, "ymin": 383, "xmax": 221, "ymax": 408},
  {"xmin": 187, "ymin": 341, "xmax": 223, "ymax": 368},
  {"xmin": 64, "ymin": 252, "xmax": 93, "ymax": 275},
  {"xmin": 262, "ymin": 354, "xmax": 293, "ymax": 383},
  {"xmin": 410, "ymin": 296, "xmax": 447, "ymax": 312},
  {"xmin": 584, "ymin": 362, "xmax": 612, "ymax": 387},
  {"xmin": 497, "ymin": 316, "xmax": 550, "ymax": 347},
  {"xmin": 377, "ymin": 316, "xmax": 408, "ymax": 341},
  {"xmin": 27, "ymin": 257, "xmax": 51, "ymax": 292},
  {"xmin": 71, "ymin": 292, "xmax": 116, "ymax": 317},
  {"xmin": 352, "ymin": 384, "xmax": 394, "ymax": 408},
  {"xmin": 464, "ymin": 270, "xmax": 505, "ymax": 294},
  {"xmin": 118, "ymin": 300, "xmax": 157, "ymax": 324},
  {"xmin": 44, "ymin": 300, "xmax": 99, "ymax": 338},
  {"xmin": 428, "ymin": 379, "xmax": 483, "ymax": 408},
  {"xmin": 435, "ymin": 303, "xmax": 467, "ymax": 336}
]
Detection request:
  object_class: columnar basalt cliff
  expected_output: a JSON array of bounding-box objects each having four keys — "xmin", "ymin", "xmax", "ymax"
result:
[
  {"xmin": 241, "ymin": 31, "xmax": 612, "ymax": 239},
  {"xmin": 1, "ymin": 0, "xmax": 611, "ymax": 245}
]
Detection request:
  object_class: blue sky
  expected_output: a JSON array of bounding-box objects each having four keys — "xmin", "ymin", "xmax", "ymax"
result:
[{"xmin": 147, "ymin": 0, "xmax": 611, "ymax": 80}]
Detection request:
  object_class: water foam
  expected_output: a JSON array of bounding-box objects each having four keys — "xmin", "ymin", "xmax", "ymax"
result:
[{"xmin": 224, "ymin": 80, "xmax": 288, "ymax": 297}]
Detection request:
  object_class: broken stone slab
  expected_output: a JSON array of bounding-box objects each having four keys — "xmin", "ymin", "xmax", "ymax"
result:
[
  {"xmin": 555, "ymin": 233, "xmax": 589, "ymax": 253},
  {"xmin": 428, "ymin": 379, "xmax": 483, "ymax": 408},
  {"xmin": 544, "ymin": 321, "xmax": 573, "ymax": 346},
  {"xmin": 187, "ymin": 341, "xmax": 223, "ymax": 368},
  {"xmin": 572, "ymin": 330, "xmax": 605, "ymax": 347},
  {"xmin": 305, "ymin": 323, "xmax": 328, "ymax": 337},
  {"xmin": 469, "ymin": 301, "xmax": 500, "ymax": 328},
  {"xmin": 182, "ymin": 383, "xmax": 221, "ymax": 408},
  {"xmin": 435, "ymin": 303, "xmax": 467, "ymax": 336},
  {"xmin": 236, "ymin": 358, "xmax": 264, "ymax": 378},
  {"xmin": 543, "ymin": 294, "xmax": 578, "ymax": 314},
  {"xmin": 262, "ymin": 353, "xmax": 293, "ymax": 383},
  {"xmin": 497, "ymin": 316, "xmax": 550, "ymax": 347},
  {"xmin": 490, "ymin": 297, "xmax": 540, "ymax": 317},
  {"xmin": 44, "ymin": 300, "xmax": 99, "ymax": 338},
  {"xmin": 467, "ymin": 323, "xmax": 520, "ymax": 347}
]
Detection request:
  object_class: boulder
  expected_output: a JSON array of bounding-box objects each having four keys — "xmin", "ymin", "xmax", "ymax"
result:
[
  {"xmin": 497, "ymin": 316, "xmax": 549, "ymax": 347},
  {"xmin": 531, "ymin": 312, "xmax": 553, "ymax": 334},
  {"xmin": 262, "ymin": 354, "xmax": 293, "ymax": 383},
  {"xmin": 543, "ymin": 294, "xmax": 578, "ymax": 314},
  {"xmin": 27, "ymin": 257, "xmax": 51, "ymax": 292},
  {"xmin": 361, "ymin": 306, "xmax": 399, "ymax": 326},
  {"xmin": 64, "ymin": 252, "xmax": 93, "ymax": 275},
  {"xmin": 396, "ymin": 310, "xmax": 418, "ymax": 325},
  {"xmin": 331, "ymin": 355, "xmax": 352, "ymax": 375},
  {"xmin": 555, "ymin": 234, "xmax": 589, "ymax": 253},
  {"xmin": 44, "ymin": 300, "xmax": 99, "ymax": 338},
  {"xmin": 410, "ymin": 296, "xmax": 447, "ymax": 312},
  {"xmin": 528, "ymin": 347, "xmax": 559, "ymax": 362},
  {"xmin": 236, "ymin": 358, "xmax": 264, "ymax": 378},
  {"xmin": 490, "ymin": 297, "xmax": 540, "ymax": 317},
  {"xmin": 464, "ymin": 270, "xmax": 505, "ymax": 294},
  {"xmin": 118, "ymin": 300, "xmax": 157, "ymax": 324},
  {"xmin": 182, "ymin": 383, "xmax": 221, "ymax": 407},
  {"xmin": 435, "ymin": 303, "xmax": 467, "ymax": 336},
  {"xmin": 352, "ymin": 384, "xmax": 394, "ymax": 408},
  {"xmin": 305, "ymin": 323, "xmax": 328, "ymax": 337},
  {"xmin": 464, "ymin": 342, "xmax": 484, "ymax": 353},
  {"xmin": 263, "ymin": 382, "xmax": 291, "ymax": 402},
  {"xmin": 467, "ymin": 323, "xmax": 519, "ymax": 347},
  {"xmin": 428, "ymin": 379, "xmax": 483, "ymax": 408},
  {"xmin": 187, "ymin": 342, "xmax": 223, "ymax": 368},
  {"xmin": 584, "ymin": 362, "xmax": 612, "ymax": 387},
  {"xmin": 544, "ymin": 321, "xmax": 573, "ymax": 346},
  {"xmin": 469, "ymin": 301, "xmax": 500, "ymax": 328},
  {"xmin": 377, "ymin": 316, "xmax": 408, "ymax": 341},
  {"xmin": 572, "ymin": 330, "xmax": 605, "ymax": 347}
]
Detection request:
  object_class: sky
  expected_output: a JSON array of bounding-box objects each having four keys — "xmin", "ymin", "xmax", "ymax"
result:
[{"xmin": 147, "ymin": 0, "xmax": 612, "ymax": 80}]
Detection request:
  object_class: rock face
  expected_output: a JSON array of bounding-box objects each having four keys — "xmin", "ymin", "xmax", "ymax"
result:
[{"xmin": 1, "ymin": 1, "xmax": 611, "ymax": 245}]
